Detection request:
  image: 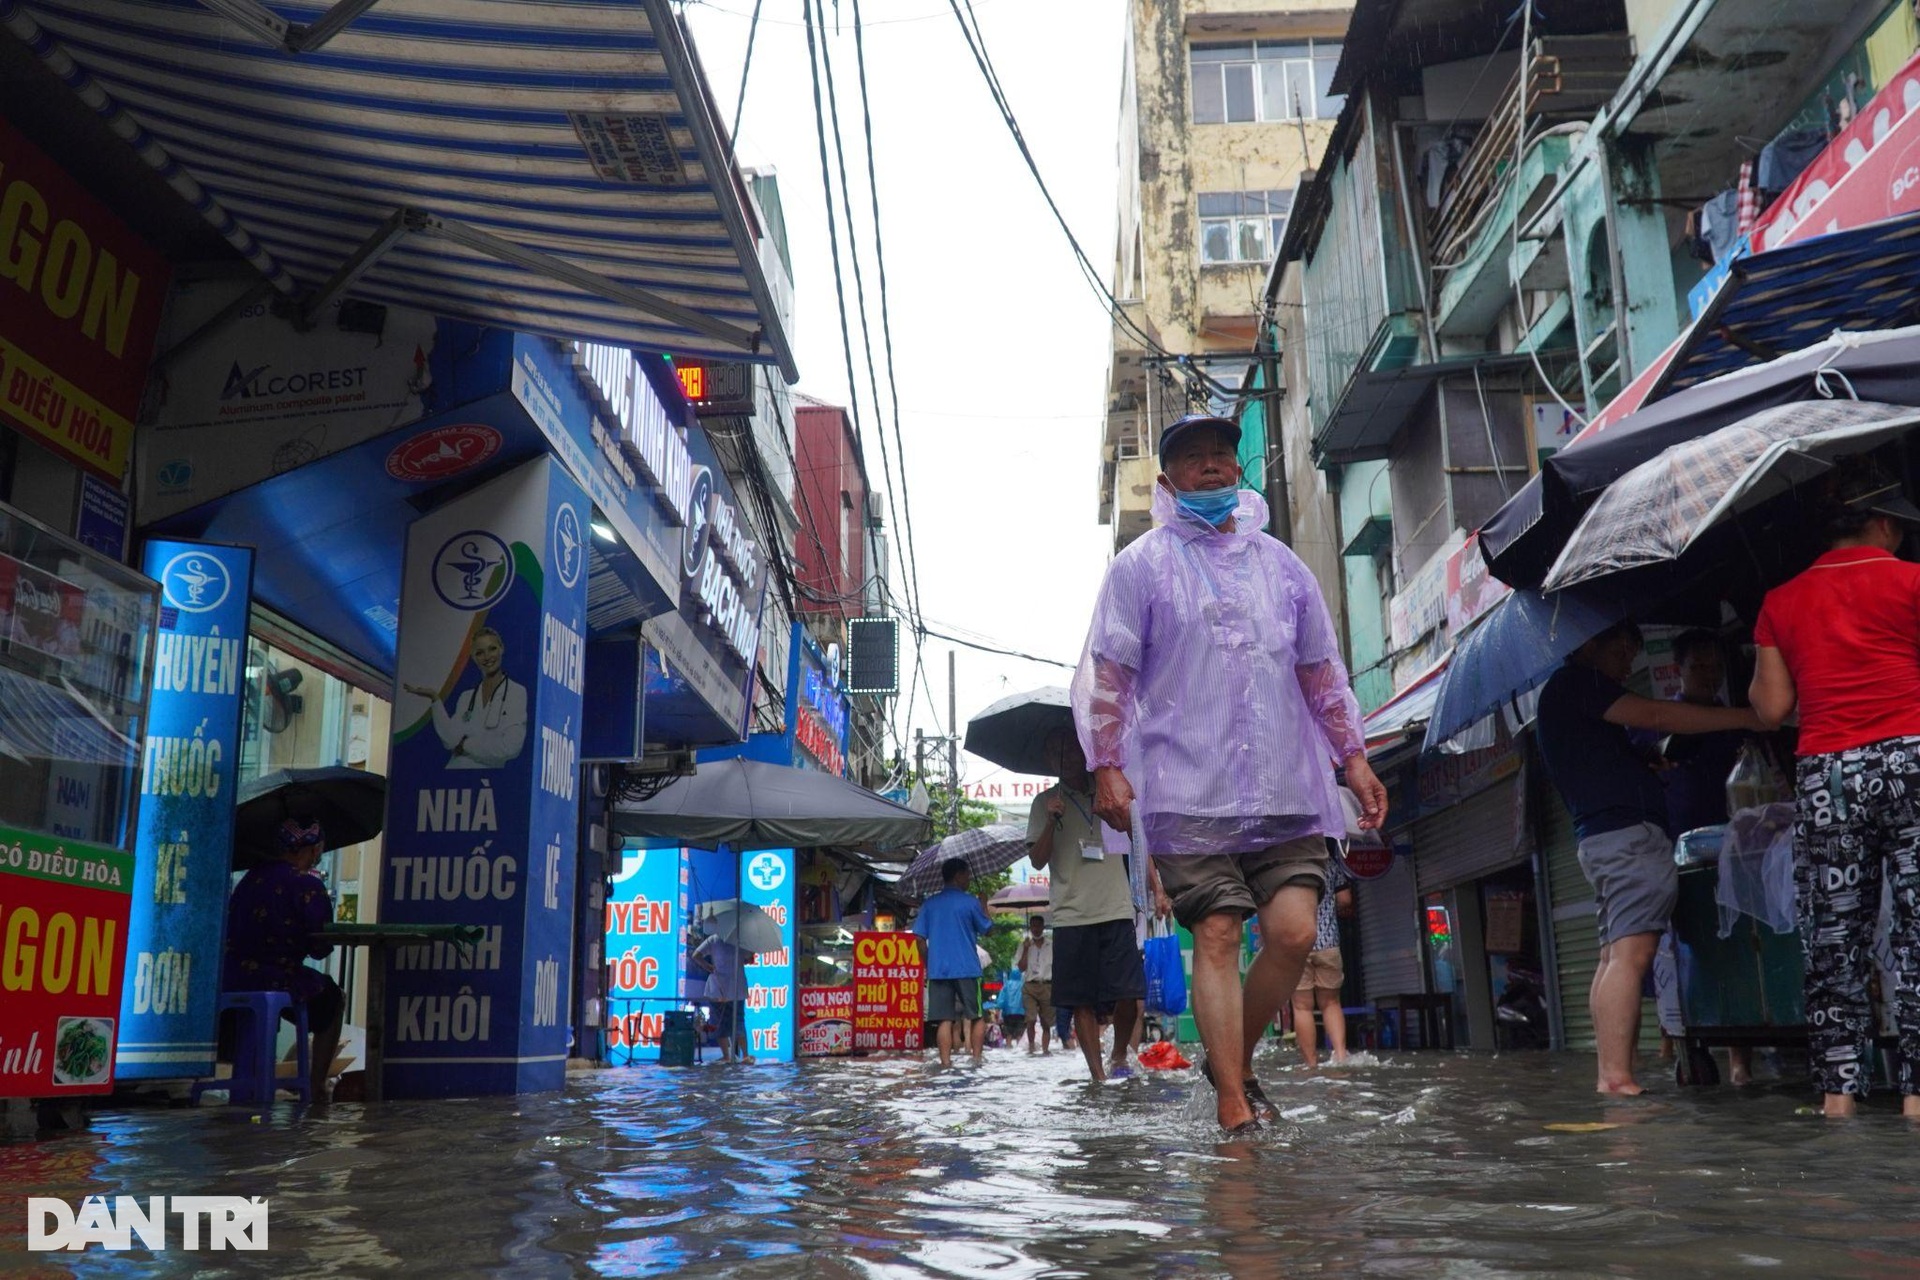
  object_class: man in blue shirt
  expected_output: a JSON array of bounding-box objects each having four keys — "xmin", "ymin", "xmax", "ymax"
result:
[
  {"xmin": 912, "ymin": 857, "xmax": 993, "ymax": 1067},
  {"xmin": 1536, "ymin": 622, "xmax": 1760, "ymax": 1095}
]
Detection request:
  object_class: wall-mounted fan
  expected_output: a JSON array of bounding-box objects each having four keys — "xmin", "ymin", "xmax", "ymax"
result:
[{"xmin": 243, "ymin": 647, "xmax": 306, "ymax": 735}]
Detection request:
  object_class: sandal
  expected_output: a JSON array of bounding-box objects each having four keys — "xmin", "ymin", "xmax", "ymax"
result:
[{"xmin": 1202, "ymin": 1056, "xmax": 1280, "ymax": 1123}]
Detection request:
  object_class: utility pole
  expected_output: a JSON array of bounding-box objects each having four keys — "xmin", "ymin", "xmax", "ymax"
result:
[
  {"xmin": 947, "ymin": 650, "xmax": 959, "ymax": 834},
  {"xmin": 914, "ymin": 730, "xmax": 926, "ymax": 785}
]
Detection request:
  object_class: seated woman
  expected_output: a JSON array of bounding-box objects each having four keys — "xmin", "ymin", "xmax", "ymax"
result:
[{"xmin": 221, "ymin": 817, "xmax": 345, "ymax": 1102}]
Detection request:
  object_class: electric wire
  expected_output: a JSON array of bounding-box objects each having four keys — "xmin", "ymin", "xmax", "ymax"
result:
[
  {"xmin": 920, "ymin": 627, "xmax": 1074, "ymax": 670},
  {"xmin": 942, "ymin": 0, "xmax": 1193, "ymax": 386},
  {"xmin": 729, "ymin": 0, "xmax": 764, "ymax": 144},
  {"xmin": 812, "ymin": 1, "xmax": 922, "ymax": 631},
  {"xmin": 797, "ymin": 0, "xmax": 920, "ymax": 648},
  {"xmin": 849, "ymin": 0, "xmax": 930, "ymax": 644}
]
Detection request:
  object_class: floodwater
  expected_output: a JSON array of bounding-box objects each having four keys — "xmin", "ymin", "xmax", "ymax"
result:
[{"xmin": 6, "ymin": 1046, "xmax": 1920, "ymax": 1278}]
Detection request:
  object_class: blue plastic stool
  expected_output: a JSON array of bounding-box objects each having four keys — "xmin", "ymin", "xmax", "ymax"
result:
[{"xmin": 195, "ymin": 991, "xmax": 309, "ymax": 1106}]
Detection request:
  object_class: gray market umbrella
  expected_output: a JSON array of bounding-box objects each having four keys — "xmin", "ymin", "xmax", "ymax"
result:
[
  {"xmin": 609, "ymin": 757, "xmax": 932, "ymax": 852},
  {"xmin": 233, "ymin": 766, "xmax": 387, "ymax": 870},
  {"xmin": 694, "ymin": 900, "xmax": 784, "ymax": 954},
  {"xmin": 988, "ymin": 881, "xmax": 1051, "ymax": 911},
  {"xmin": 897, "ymin": 824, "xmax": 1030, "ymax": 899},
  {"xmin": 964, "ymin": 686, "xmax": 1071, "ymax": 778},
  {"xmin": 1481, "ymin": 327, "xmax": 1920, "ymax": 588},
  {"xmin": 1542, "ymin": 400, "xmax": 1920, "ymax": 592}
]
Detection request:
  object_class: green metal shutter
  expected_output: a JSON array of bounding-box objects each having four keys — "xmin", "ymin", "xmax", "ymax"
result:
[{"xmin": 1539, "ymin": 787, "xmax": 1599, "ymax": 1052}]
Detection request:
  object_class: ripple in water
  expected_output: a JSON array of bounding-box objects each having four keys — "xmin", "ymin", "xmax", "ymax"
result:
[{"xmin": 4, "ymin": 1047, "xmax": 1920, "ymax": 1277}]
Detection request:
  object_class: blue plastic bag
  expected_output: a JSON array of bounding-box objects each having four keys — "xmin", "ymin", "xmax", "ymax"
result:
[
  {"xmin": 1144, "ymin": 933, "xmax": 1187, "ymax": 1016},
  {"xmin": 997, "ymin": 966, "xmax": 1025, "ymax": 1014}
]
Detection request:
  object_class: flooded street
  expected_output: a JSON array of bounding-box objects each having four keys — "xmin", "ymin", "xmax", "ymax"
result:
[{"xmin": 7, "ymin": 1047, "xmax": 1920, "ymax": 1277}]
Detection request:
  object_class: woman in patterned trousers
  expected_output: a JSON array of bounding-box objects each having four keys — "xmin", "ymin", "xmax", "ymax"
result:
[{"xmin": 1752, "ymin": 463, "xmax": 1920, "ymax": 1118}]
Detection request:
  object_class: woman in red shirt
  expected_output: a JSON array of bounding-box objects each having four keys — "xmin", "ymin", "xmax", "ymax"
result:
[{"xmin": 1752, "ymin": 464, "xmax": 1920, "ymax": 1119}]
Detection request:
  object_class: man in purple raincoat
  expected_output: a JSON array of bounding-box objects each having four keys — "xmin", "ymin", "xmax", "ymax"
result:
[{"xmin": 1073, "ymin": 414, "xmax": 1387, "ymax": 1132}]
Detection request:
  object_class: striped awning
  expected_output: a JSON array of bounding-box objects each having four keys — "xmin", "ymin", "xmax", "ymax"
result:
[
  {"xmin": 1657, "ymin": 210, "xmax": 1920, "ymax": 397},
  {"xmin": 3, "ymin": 0, "xmax": 798, "ymax": 377}
]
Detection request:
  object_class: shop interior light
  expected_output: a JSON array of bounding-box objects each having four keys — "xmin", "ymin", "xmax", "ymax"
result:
[{"xmin": 590, "ymin": 519, "xmax": 617, "ymax": 543}]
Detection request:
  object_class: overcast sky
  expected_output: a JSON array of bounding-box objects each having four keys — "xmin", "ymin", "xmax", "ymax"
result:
[{"xmin": 684, "ymin": 0, "xmax": 1126, "ymax": 793}]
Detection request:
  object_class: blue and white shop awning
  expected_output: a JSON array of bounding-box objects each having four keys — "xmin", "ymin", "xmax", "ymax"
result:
[
  {"xmin": 1658, "ymin": 210, "xmax": 1920, "ymax": 396},
  {"xmin": 4, "ymin": 0, "xmax": 797, "ymax": 376}
]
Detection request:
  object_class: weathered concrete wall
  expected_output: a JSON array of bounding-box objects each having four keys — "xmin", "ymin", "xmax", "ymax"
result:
[
  {"xmin": 1108, "ymin": 0, "xmax": 1354, "ymax": 547},
  {"xmin": 1272, "ymin": 268, "xmax": 1346, "ymax": 627},
  {"xmin": 1127, "ymin": 0, "xmax": 1348, "ymax": 355}
]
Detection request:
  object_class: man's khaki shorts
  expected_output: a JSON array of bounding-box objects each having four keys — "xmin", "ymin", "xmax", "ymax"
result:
[
  {"xmin": 1296, "ymin": 946, "xmax": 1344, "ymax": 992},
  {"xmin": 1154, "ymin": 835, "xmax": 1329, "ymax": 931},
  {"xmin": 1023, "ymin": 979, "xmax": 1054, "ymax": 1025}
]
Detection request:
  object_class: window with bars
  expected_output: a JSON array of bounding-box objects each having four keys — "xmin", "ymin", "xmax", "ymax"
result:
[
  {"xmin": 1190, "ymin": 40, "xmax": 1343, "ymax": 124},
  {"xmin": 1198, "ymin": 190, "xmax": 1293, "ymax": 265}
]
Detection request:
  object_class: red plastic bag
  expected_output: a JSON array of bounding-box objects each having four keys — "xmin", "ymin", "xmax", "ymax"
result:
[{"xmin": 1139, "ymin": 1041, "xmax": 1192, "ymax": 1071}]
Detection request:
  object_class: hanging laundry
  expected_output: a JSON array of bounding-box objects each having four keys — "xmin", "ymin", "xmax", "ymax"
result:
[
  {"xmin": 1734, "ymin": 159, "xmax": 1759, "ymax": 238},
  {"xmin": 1697, "ymin": 189, "xmax": 1743, "ymax": 264},
  {"xmin": 1419, "ymin": 132, "xmax": 1471, "ymax": 210},
  {"xmin": 1757, "ymin": 127, "xmax": 1828, "ymax": 195}
]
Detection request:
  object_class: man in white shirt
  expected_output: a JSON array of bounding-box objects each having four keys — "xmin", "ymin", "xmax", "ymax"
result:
[{"xmin": 1015, "ymin": 915, "xmax": 1054, "ymax": 1054}]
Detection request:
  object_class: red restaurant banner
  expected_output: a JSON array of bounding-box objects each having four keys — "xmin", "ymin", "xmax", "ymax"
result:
[
  {"xmin": 0, "ymin": 825, "xmax": 134, "ymax": 1097},
  {"xmin": 0, "ymin": 121, "xmax": 170, "ymax": 481},
  {"xmin": 798, "ymin": 985, "xmax": 854, "ymax": 1057},
  {"xmin": 851, "ymin": 931, "xmax": 924, "ymax": 1052},
  {"xmin": 1759, "ymin": 50, "xmax": 1920, "ymax": 253}
]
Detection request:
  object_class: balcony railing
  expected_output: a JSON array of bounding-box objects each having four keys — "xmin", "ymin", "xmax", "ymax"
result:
[{"xmin": 1426, "ymin": 36, "xmax": 1632, "ymax": 270}]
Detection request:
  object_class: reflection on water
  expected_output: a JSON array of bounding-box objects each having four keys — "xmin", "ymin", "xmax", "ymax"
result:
[{"xmin": 6, "ymin": 1049, "xmax": 1920, "ymax": 1277}]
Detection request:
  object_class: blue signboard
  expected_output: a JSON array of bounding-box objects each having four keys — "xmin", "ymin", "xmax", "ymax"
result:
[
  {"xmin": 116, "ymin": 539, "xmax": 253, "ymax": 1080},
  {"xmin": 605, "ymin": 847, "xmax": 684, "ymax": 1063},
  {"xmin": 512, "ymin": 333, "xmax": 769, "ymax": 746},
  {"xmin": 739, "ymin": 847, "xmax": 796, "ymax": 1062},
  {"xmin": 380, "ymin": 456, "xmax": 587, "ymax": 1097},
  {"xmin": 786, "ymin": 623, "xmax": 850, "ymax": 776},
  {"xmin": 74, "ymin": 474, "xmax": 128, "ymax": 560}
]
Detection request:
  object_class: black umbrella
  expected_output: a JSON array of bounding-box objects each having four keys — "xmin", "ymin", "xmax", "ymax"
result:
[
  {"xmin": 963, "ymin": 686, "xmax": 1071, "ymax": 778},
  {"xmin": 608, "ymin": 757, "xmax": 932, "ymax": 852},
  {"xmin": 1480, "ymin": 328, "xmax": 1920, "ymax": 589},
  {"xmin": 233, "ymin": 766, "xmax": 388, "ymax": 870}
]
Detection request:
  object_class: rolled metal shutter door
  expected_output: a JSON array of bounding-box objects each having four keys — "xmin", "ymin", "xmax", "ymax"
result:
[
  {"xmin": 1411, "ymin": 775, "xmax": 1528, "ymax": 894},
  {"xmin": 1358, "ymin": 850, "xmax": 1423, "ymax": 1003}
]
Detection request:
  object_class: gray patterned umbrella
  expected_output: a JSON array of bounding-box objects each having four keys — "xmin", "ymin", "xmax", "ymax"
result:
[
  {"xmin": 1542, "ymin": 400, "xmax": 1920, "ymax": 592},
  {"xmin": 896, "ymin": 824, "xmax": 1030, "ymax": 899}
]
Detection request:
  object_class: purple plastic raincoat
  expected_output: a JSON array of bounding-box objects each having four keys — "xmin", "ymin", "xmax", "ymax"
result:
[{"xmin": 1071, "ymin": 485, "xmax": 1365, "ymax": 856}]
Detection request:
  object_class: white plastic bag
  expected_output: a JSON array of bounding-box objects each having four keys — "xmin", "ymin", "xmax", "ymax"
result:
[{"xmin": 1724, "ymin": 740, "xmax": 1791, "ymax": 816}]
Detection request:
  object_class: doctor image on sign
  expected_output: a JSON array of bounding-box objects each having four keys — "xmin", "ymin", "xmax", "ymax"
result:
[{"xmin": 404, "ymin": 626, "xmax": 528, "ymax": 769}]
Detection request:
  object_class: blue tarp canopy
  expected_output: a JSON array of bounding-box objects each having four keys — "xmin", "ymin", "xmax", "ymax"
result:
[
  {"xmin": 1657, "ymin": 211, "xmax": 1920, "ymax": 396},
  {"xmin": 7, "ymin": 0, "xmax": 797, "ymax": 376}
]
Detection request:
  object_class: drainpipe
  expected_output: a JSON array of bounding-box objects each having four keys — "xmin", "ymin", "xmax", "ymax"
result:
[{"xmin": 1260, "ymin": 350, "xmax": 1293, "ymax": 547}]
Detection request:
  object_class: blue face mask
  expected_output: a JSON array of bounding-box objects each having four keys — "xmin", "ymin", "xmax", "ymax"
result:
[{"xmin": 1173, "ymin": 485, "xmax": 1239, "ymax": 527}]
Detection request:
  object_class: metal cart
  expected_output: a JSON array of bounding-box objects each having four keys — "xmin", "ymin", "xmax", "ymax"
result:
[{"xmin": 1668, "ymin": 830, "xmax": 1807, "ymax": 1086}]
